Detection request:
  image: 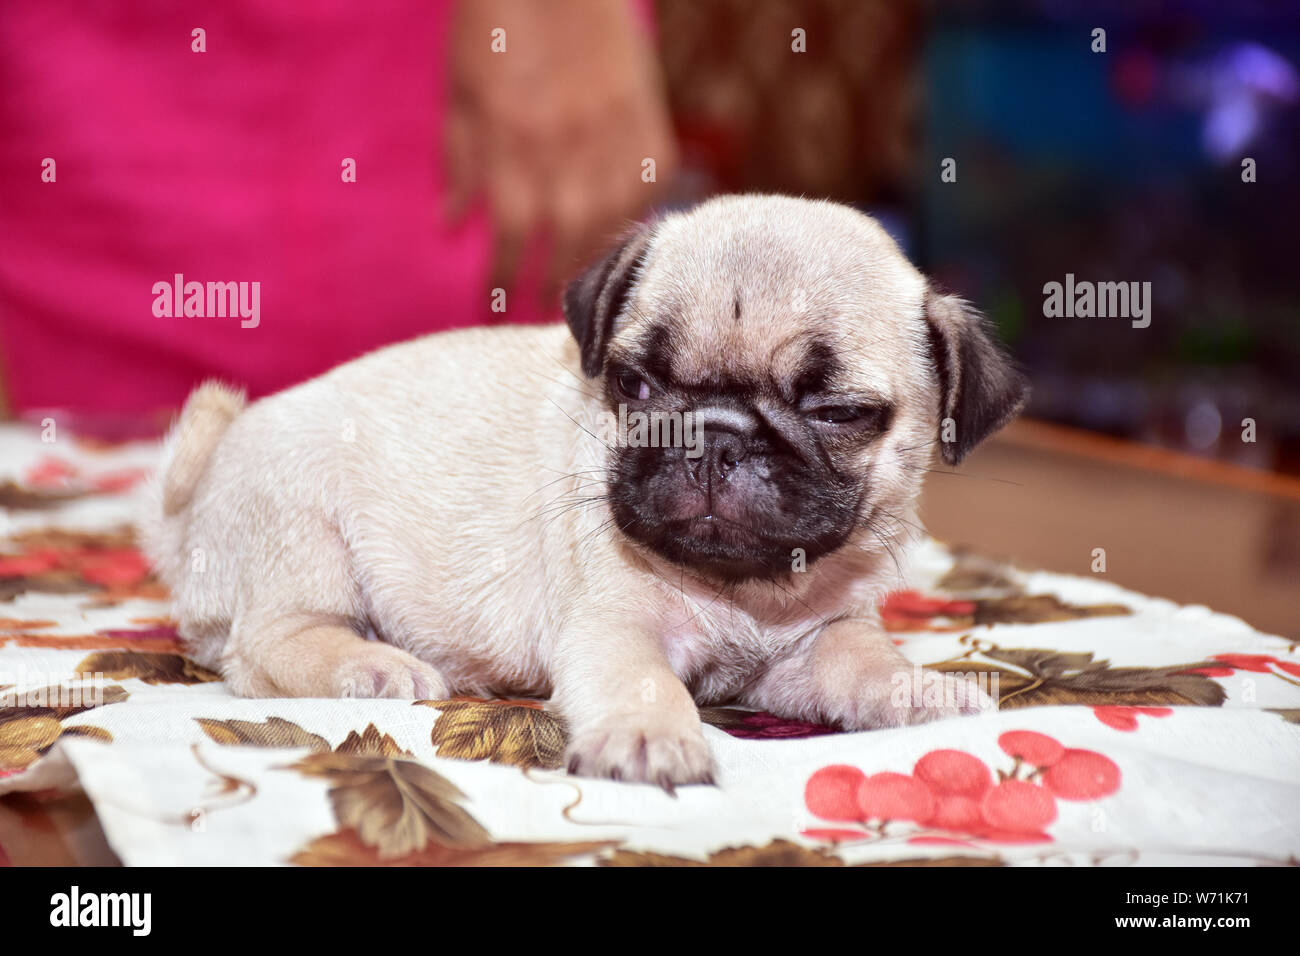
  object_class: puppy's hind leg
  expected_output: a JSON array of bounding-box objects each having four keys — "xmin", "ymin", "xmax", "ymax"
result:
[
  {"xmin": 218, "ymin": 515, "xmax": 447, "ymax": 700},
  {"xmin": 224, "ymin": 612, "xmax": 449, "ymax": 700}
]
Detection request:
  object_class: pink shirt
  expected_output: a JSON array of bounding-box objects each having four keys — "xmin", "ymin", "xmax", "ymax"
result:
[{"xmin": 0, "ymin": 0, "xmax": 553, "ymax": 417}]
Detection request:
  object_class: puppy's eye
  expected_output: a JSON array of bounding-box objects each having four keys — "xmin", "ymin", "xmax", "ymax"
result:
[
  {"xmin": 616, "ymin": 371, "xmax": 652, "ymax": 402},
  {"xmin": 812, "ymin": 405, "xmax": 867, "ymax": 425},
  {"xmin": 808, "ymin": 404, "xmax": 891, "ymax": 432}
]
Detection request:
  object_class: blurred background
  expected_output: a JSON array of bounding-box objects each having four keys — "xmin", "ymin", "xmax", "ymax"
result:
[
  {"xmin": 0, "ymin": 0, "xmax": 1296, "ymax": 635},
  {"xmin": 650, "ymin": 0, "xmax": 1300, "ymax": 638},
  {"xmin": 655, "ymin": 0, "xmax": 1300, "ymax": 476}
]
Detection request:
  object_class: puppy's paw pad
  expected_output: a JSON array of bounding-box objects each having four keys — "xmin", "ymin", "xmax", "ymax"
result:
[
  {"xmin": 565, "ymin": 717, "xmax": 716, "ymax": 789},
  {"xmin": 334, "ymin": 645, "xmax": 447, "ymax": 700}
]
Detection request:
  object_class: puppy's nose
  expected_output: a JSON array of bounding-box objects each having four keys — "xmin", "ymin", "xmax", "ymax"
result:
[
  {"xmin": 710, "ymin": 432, "xmax": 746, "ymax": 477},
  {"xmin": 692, "ymin": 430, "xmax": 747, "ymax": 486}
]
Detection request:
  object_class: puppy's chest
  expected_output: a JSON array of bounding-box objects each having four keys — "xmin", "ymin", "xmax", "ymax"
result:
[{"xmin": 657, "ymin": 607, "xmax": 808, "ymax": 702}]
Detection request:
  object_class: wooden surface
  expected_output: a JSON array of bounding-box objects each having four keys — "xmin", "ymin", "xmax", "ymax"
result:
[
  {"xmin": 922, "ymin": 419, "xmax": 1300, "ymax": 641},
  {"xmin": 0, "ymin": 790, "xmax": 120, "ymax": 866}
]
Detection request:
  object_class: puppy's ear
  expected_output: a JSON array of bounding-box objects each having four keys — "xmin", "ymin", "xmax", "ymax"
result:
[
  {"xmin": 563, "ymin": 224, "xmax": 653, "ymax": 378},
  {"xmin": 924, "ymin": 291, "xmax": 1030, "ymax": 466}
]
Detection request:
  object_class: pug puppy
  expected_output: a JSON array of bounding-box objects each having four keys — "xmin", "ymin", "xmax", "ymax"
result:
[{"xmin": 144, "ymin": 195, "xmax": 1028, "ymax": 789}]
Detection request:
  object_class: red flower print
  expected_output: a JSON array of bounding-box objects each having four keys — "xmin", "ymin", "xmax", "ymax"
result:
[
  {"xmin": 1042, "ymin": 749, "xmax": 1122, "ymax": 800},
  {"xmin": 997, "ymin": 730, "xmax": 1064, "ymax": 767},
  {"xmin": 0, "ymin": 544, "xmax": 152, "ymax": 590},
  {"xmin": 931, "ymin": 794, "xmax": 983, "ymax": 830},
  {"xmin": 24, "ymin": 457, "xmax": 77, "ymax": 489},
  {"xmin": 77, "ymin": 550, "xmax": 151, "ymax": 586},
  {"xmin": 1209, "ymin": 653, "xmax": 1279, "ymax": 673},
  {"xmin": 980, "ymin": 780, "xmax": 1058, "ymax": 832},
  {"xmin": 801, "ymin": 828, "xmax": 871, "ymax": 843},
  {"xmin": 856, "ymin": 772, "xmax": 936, "ymax": 824},
  {"xmin": 1092, "ymin": 706, "xmax": 1173, "ymax": 732},
  {"xmin": 20, "ymin": 456, "xmax": 148, "ymax": 495},
  {"xmin": 879, "ymin": 590, "xmax": 976, "ymax": 629},
  {"xmin": 914, "ymin": 749, "xmax": 992, "ymax": 799},
  {"xmin": 1183, "ymin": 666, "xmax": 1234, "ymax": 677},
  {"xmin": 803, "ymin": 731, "xmax": 1123, "ymax": 850},
  {"xmin": 0, "ymin": 551, "xmax": 61, "ymax": 576},
  {"xmin": 1179, "ymin": 653, "xmax": 1300, "ymax": 685},
  {"xmin": 88, "ymin": 468, "xmax": 151, "ymax": 493},
  {"xmin": 804, "ymin": 765, "xmax": 867, "ymax": 821}
]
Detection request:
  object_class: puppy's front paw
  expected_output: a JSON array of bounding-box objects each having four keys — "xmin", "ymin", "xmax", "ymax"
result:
[
  {"xmin": 840, "ymin": 670, "xmax": 995, "ymax": 731},
  {"xmin": 334, "ymin": 643, "xmax": 448, "ymax": 700},
  {"xmin": 564, "ymin": 713, "xmax": 716, "ymax": 791}
]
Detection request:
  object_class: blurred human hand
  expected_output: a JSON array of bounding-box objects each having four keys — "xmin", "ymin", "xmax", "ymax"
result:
[{"xmin": 445, "ymin": 0, "xmax": 677, "ymax": 299}]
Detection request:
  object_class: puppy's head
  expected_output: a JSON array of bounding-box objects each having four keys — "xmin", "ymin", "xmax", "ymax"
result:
[{"xmin": 564, "ymin": 195, "xmax": 1028, "ymax": 582}]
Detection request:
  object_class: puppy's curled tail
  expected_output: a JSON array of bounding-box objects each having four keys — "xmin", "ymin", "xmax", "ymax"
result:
[{"xmin": 161, "ymin": 381, "xmax": 246, "ymax": 516}]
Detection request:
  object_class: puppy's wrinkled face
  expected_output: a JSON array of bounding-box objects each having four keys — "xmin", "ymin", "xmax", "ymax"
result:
[
  {"xmin": 564, "ymin": 196, "xmax": 1028, "ymax": 582},
  {"xmin": 603, "ymin": 323, "xmax": 899, "ymax": 581}
]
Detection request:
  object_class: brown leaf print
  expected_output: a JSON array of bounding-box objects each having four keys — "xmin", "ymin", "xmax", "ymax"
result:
[
  {"xmin": 289, "ymin": 751, "xmax": 490, "ymax": 858},
  {"xmin": 196, "ymin": 719, "xmax": 408, "ymax": 757},
  {"xmin": 0, "ymin": 682, "xmax": 125, "ymax": 770},
  {"xmin": 76, "ymin": 651, "xmax": 220, "ymax": 685},
  {"xmin": 289, "ymin": 828, "xmax": 611, "ymax": 867},
  {"xmin": 927, "ymin": 646, "xmax": 1227, "ymax": 709},
  {"xmin": 601, "ymin": 839, "xmax": 1004, "ymax": 867},
  {"xmin": 7, "ymin": 628, "xmax": 184, "ymax": 653},
  {"xmin": 881, "ymin": 590, "xmax": 1131, "ymax": 633},
  {"xmin": 0, "ymin": 715, "xmax": 64, "ymax": 770},
  {"xmin": 936, "ymin": 548, "xmax": 1023, "ymax": 595},
  {"xmin": 422, "ymin": 699, "xmax": 566, "ymax": 770},
  {"xmin": 59, "ymin": 725, "xmax": 113, "ymax": 743},
  {"xmin": 973, "ymin": 595, "xmax": 1132, "ymax": 625},
  {"xmin": 0, "ymin": 683, "xmax": 128, "ymax": 718},
  {"xmin": 602, "ymin": 839, "xmax": 848, "ymax": 867},
  {"xmin": 0, "ymin": 574, "xmax": 87, "ymax": 603},
  {"xmin": 334, "ymin": 723, "xmax": 410, "ymax": 758},
  {"xmin": 0, "ymin": 482, "xmax": 85, "ymax": 510},
  {"xmin": 8, "ymin": 526, "xmax": 138, "ymax": 553},
  {"xmin": 197, "ymin": 717, "xmax": 330, "ymax": 752}
]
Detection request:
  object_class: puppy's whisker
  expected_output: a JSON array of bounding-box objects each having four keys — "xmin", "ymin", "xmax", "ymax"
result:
[
  {"xmin": 530, "ymin": 463, "xmax": 609, "ymax": 478},
  {"xmin": 528, "ymin": 494, "xmax": 612, "ymax": 528},
  {"xmin": 861, "ymin": 504, "xmax": 927, "ymax": 540},
  {"xmin": 522, "ymin": 469, "xmax": 609, "ymax": 503},
  {"xmin": 546, "ymin": 397, "xmax": 616, "ymax": 453},
  {"xmin": 529, "ymin": 365, "xmax": 602, "ymax": 402},
  {"xmin": 573, "ymin": 515, "xmax": 618, "ymax": 553},
  {"xmin": 895, "ymin": 462, "xmax": 1025, "ymax": 486},
  {"xmin": 575, "ymin": 508, "xmax": 643, "ymax": 556},
  {"xmin": 858, "ymin": 515, "xmax": 908, "ymax": 587},
  {"xmin": 893, "ymin": 437, "xmax": 942, "ymax": 454}
]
